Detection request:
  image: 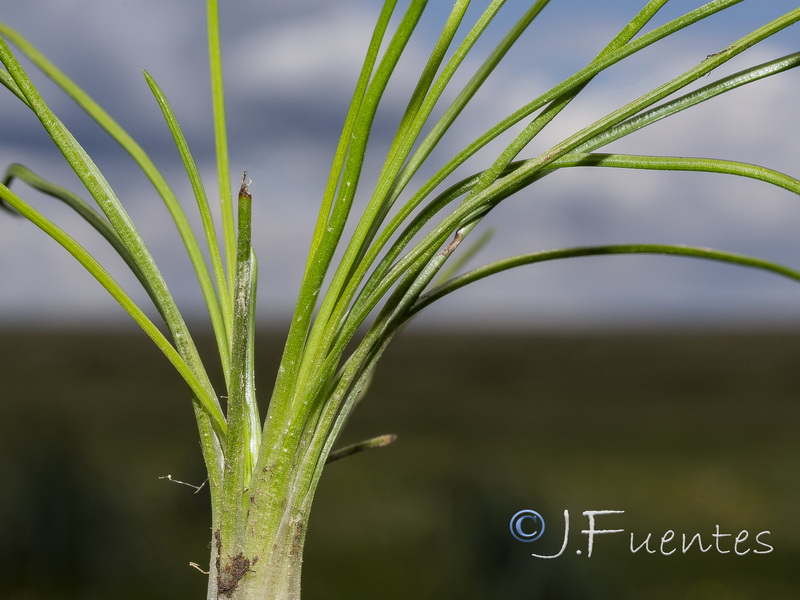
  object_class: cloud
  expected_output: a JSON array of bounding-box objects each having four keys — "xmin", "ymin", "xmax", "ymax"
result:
[
  {"xmin": 1, "ymin": 1, "xmax": 799, "ymax": 328},
  {"xmin": 231, "ymin": 5, "xmax": 375, "ymax": 97}
]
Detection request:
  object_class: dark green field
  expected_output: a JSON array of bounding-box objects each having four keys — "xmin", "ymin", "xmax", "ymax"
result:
[{"xmin": 1, "ymin": 328, "xmax": 798, "ymax": 599}]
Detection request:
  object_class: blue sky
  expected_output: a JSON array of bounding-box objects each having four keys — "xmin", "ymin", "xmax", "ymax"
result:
[{"xmin": 1, "ymin": 1, "xmax": 799, "ymax": 330}]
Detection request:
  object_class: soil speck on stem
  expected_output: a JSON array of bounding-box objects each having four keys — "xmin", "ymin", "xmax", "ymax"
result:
[{"xmin": 217, "ymin": 553, "xmax": 254, "ymax": 597}]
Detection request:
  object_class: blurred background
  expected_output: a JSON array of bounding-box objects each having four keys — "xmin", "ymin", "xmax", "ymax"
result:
[
  {"xmin": 2, "ymin": 330, "xmax": 799, "ymax": 598},
  {"xmin": 1, "ymin": 1, "xmax": 799, "ymax": 598}
]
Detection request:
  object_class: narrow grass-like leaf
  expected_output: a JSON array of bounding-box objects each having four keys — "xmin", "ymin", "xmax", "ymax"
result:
[
  {"xmin": 326, "ymin": 434, "xmax": 397, "ymax": 464},
  {"xmin": 220, "ymin": 176, "xmax": 255, "ymax": 554},
  {"xmin": 292, "ymin": 0, "xmax": 428, "ymax": 355},
  {"xmin": 0, "ymin": 66, "xmax": 26, "ymax": 104},
  {"xmin": 305, "ymin": 0, "xmax": 515, "ymax": 380},
  {"xmin": 293, "ymin": 248, "xmax": 446, "ymax": 515},
  {"xmin": 361, "ymin": 7, "xmax": 800, "ymax": 321},
  {"xmin": 346, "ymin": 50, "xmax": 800, "ymax": 321},
  {"xmin": 0, "ymin": 182, "xmax": 227, "ymax": 438},
  {"xmin": 207, "ymin": 0, "xmax": 236, "ymax": 295},
  {"xmin": 377, "ymin": 143, "xmax": 800, "ymax": 324},
  {"xmin": 465, "ymin": 0, "xmax": 672, "ymax": 212},
  {"xmin": 389, "ymin": 0, "xmax": 551, "ymax": 211},
  {"xmin": 0, "ymin": 36, "xmax": 204, "ymax": 372},
  {"xmin": 0, "ymin": 25, "xmax": 231, "ymax": 378},
  {"xmin": 299, "ymin": 337, "xmax": 394, "ymax": 518},
  {"xmin": 428, "ymin": 151, "xmax": 800, "ymax": 212},
  {"xmin": 263, "ymin": 0, "xmax": 427, "ymax": 475},
  {"xmin": 412, "ymin": 245, "xmax": 800, "ymax": 315},
  {"xmin": 493, "ymin": 9, "xmax": 800, "ymax": 195},
  {"xmin": 383, "ymin": 147, "xmax": 800, "ymax": 323},
  {"xmin": 549, "ymin": 153, "xmax": 800, "ymax": 193},
  {"xmin": 295, "ymin": 0, "xmax": 480, "ymax": 401},
  {"xmin": 576, "ymin": 52, "xmax": 800, "ymax": 154},
  {"xmin": 376, "ymin": 0, "xmax": 750, "ymax": 245},
  {"xmin": 145, "ymin": 70, "xmax": 233, "ymax": 380},
  {"xmin": 0, "ymin": 34, "xmax": 225, "ymax": 495},
  {"xmin": 336, "ymin": 0, "xmax": 671, "ymax": 338},
  {"xmin": 262, "ymin": 240, "xmax": 452, "ymax": 574},
  {"xmin": 352, "ymin": 0, "xmax": 501, "ymax": 253},
  {"xmin": 2, "ymin": 163, "xmax": 170, "ymax": 322},
  {"xmin": 265, "ymin": 0, "xmax": 402, "ymax": 445}
]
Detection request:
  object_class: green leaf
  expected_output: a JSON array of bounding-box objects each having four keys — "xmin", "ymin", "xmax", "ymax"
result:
[
  {"xmin": 2, "ymin": 163, "xmax": 171, "ymax": 323},
  {"xmin": 207, "ymin": 0, "xmax": 236, "ymax": 295},
  {"xmin": 412, "ymin": 245, "xmax": 800, "ymax": 315},
  {"xmin": 220, "ymin": 176, "xmax": 257, "ymax": 555},
  {"xmin": 0, "ymin": 32, "xmax": 226, "ymax": 494},
  {"xmin": 144, "ymin": 70, "xmax": 233, "ymax": 381},
  {"xmin": 0, "ymin": 182, "xmax": 227, "ymax": 438},
  {"xmin": 0, "ymin": 24, "xmax": 232, "ymax": 384}
]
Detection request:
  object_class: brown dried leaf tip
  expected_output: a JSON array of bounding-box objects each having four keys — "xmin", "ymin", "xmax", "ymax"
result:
[{"xmin": 239, "ymin": 170, "xmax": 251, "ymax": 199}]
